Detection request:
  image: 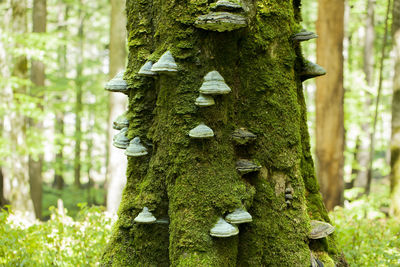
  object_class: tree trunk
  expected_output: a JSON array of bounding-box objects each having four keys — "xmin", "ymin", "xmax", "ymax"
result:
[
  {"xmin": 391, "ymin": 0, "xmax": 400, "ymax": 216},
  {"xmin": 316, "ymin": 0, "xmax": 345, "ymax": 210},
  {"xmin": 74, "ymin": 4, "xmax": 84, "ymax": 188},
  {"xmin": 53, "ymin": 4, "xmax": 69, "ymax": 190},
  {"xmin": 0, "ymin": 165, "xmax": 5, "ymax": 208},
  {"xmin": 102, "ymin": 1, "xmax": 346, "ymax": 266},
  {"xmin": 2, "ymin": 0, "xmax": 35, "ymax": 219},
  {"xmin": 352, "ymin": 0, "xmax": 374, "ymax": 192},
  {"xmin": 105, "ymin": 0, "xmax": 127, "ymax": 214},
  {"xmin": 29, "ymin": 0, "xmax": 46, "ymax": 220}
]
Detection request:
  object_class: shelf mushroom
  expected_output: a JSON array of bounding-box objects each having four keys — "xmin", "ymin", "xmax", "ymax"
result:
[
  {"xmin": 150, "ymin": 51, "xmax": 178, "ymax": 74},
  {"xmin": 210, "ymin": 217, "xmax": 239, "ymax": 237},
  {"xmin": 195, "ymin": 1, "xmax": 246, "ymax": 32},
  {"xmin": 300, "ymin": 60, "xmax": 326, "ymax": 81},
  {"xmin": 236, "ymin": 159, "xmax": 261, "ymax": 174},
  {"xmin": 293, "ymin": 29, "xmax": 318, "ymax": 42},
  {"xmin": 105, "ymin": 70, "xmax": 129, "ymax": 94},
  {"xmin": 138, "ymin": 61, "xmax": 157, "ymax": 76},
  {"xmin": 210, "ymin": 0, "xmax": 244, "ymax": 12},
  {"xmin": 189, "ymin": 123, "xmax": 214, "ymax": 139},
  {"xmin": 199, "ymin": 71, "xmax": 231, "ymax": 95},
  {"xmin": 232, "ymin": 128, "xmax": 256, "ymax": 145},
  {"xmin": 134, "ymin": 207, "xmax": 157, "ymax": 224},
  {"xmin": 309, "ymin": 220, "xmax": 335, "ymax": 239},
  {"xmin": 195, "ymin": 93, "xmax": 215, "ymax": 107},
  {"xmin": 125, "ymin": 137, "xmax": 148, "ymax": 157},
  {"xmin": 113, "ymin": 113, "xmax": 129, "ymax": 130},
  {"xmin": 113, "ymin": 127, "xmax": 130, "ymax": 149},
  {"xmin": 225, "ymin": 208, "xmax": 252, "ymax": 224}
]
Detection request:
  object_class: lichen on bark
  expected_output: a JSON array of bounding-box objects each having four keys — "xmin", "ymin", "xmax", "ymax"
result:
[{"xmin": 101, "ymin": 0, "xmax": 346, "ymax": 266}]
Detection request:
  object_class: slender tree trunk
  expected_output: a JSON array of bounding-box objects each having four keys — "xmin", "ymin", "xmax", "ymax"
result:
[
  {"xmin": 352, "ymin": 0, "xmax": 374, "ymax": 192},
  {"xmin": 105, "ymin": 0, "xmax": 127, "ymax": 214},
  {"xmin": 0, "ymin": 164, "xmax": 5, "ymax": 208},
  {"xmin": 390, "ymin": 0, "xmax": 400, "ymax": 216},
  {"xmin": 86, "ymin": 114, "xmax": 94, "ymax": 205},
  {"xmin": 53, "ymin": 5, "xmax": 69, "ymax": 190},
  {"xmin": 316, "ymin": 0, "xmax": 345, "ymax": 210},
  {"xmin": 2, "ymin": 0, "xmax": 35, "ymax": 218},
  {"xmin": 74, "ymin": 4, "xmax": 84, "ymax": 188},
  {"xmin": 102, "ymin": 1, "xmax": 346, "ymax": 266},
  {"xmin": 29, "ymin": 0, "xmax": 46, "ymax": 220},
  {"xmin": 369, "ymin": 0, "xmax": 391, "ymax": 194},
  {"xmin": 0, "ymin": 6, "xmax": 10, "ymax": 209}
]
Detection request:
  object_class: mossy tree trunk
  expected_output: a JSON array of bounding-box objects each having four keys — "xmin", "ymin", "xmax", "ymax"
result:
[{"xmin": 102, "ymin": 0, "xmax": 346, "ymax": 266}]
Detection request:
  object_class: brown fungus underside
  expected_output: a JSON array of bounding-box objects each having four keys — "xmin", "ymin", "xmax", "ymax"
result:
[{"xmin": 101, "ymin": 0, "xmax": 346, "ymax": 266}]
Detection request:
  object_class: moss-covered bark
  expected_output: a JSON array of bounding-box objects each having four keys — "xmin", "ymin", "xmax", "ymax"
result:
[{"xmin": 102, "ymin": 0, "xmax": 346, "ymax": 266}]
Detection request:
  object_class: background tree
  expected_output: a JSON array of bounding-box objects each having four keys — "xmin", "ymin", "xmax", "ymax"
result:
[
  {"xmin": 105, "ymin": 0, "xmax": 127, "ymax": 214},
  {"xmin": 316, "ymin": 0, "xmax": 345, "ymax": 210},
  {"xmin": 390, "ymin": 0, "xmax": 400, "ymax": 216},
  {"xmin": 351, "ymin": 0, "xmax": 374, "ymax": 192},
  {"xmin": 29, "ymin": 0, "xmax": 47, "ymax": 219},
  {"xmin": 102, "ymin": 0, "xmax": 345, "ymax": 265},
  {"xmin": 2, "ymin": 0, "xmax": 36, "ymax": 218}
]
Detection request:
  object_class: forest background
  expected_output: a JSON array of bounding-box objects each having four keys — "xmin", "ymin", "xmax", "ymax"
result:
[{"xmin": 0, "ymin": 0, "xmax": 400, "ymax": 266}]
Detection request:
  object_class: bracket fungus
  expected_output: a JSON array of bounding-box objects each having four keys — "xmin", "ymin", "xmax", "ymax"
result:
[
  {"xmin": 105, "ymin": 70, "xmax": 129, "ymax": 93},
  {"xmin": 150, "ymin": 51, "xmax": 178, "ymax": 74},
  {"xmin": 210, "ymin": 217, "xmax": 239, "ymax": 237},
  {"xmin": 310, "ymin": 252, "xmax": 321, "ymax": 267},
  {"xmin": 285, "ymin": 194, "xmax": 293, "ymax": 200},
  {"xmin": 300, "ymin": 60, "xmax": 326, "ymax": 81},
  {"xmin": 138, "ymin": 61, "xmax": 157, "ymax": 76},
  {"xmin": 113, "ymin": 113, "xmax": 129, "ymax": 130},
  {"xmin": 189, "ymin": 123, "xmax": 214, "ymax": 139},
  {"xmin": 194, "ymin": 12, "xmax": 246, "ymax": 32},
  {"xmin": 225, "ymin": 208, "xmax": 252, "ymax": 224},
  {"xmin": 125, "ymin": 137, "xmax": 148, "ymax": 157},
  {"xmin": 195, "ymin": 93, "xmax": 215, "ymax": 107},
  {"xmin": 210, "ymin": 0, "xmax": 244, "ymax": 12},
  {"xmin": 232, "ymin": 128, "xmax": 256, "ymax": 144},
  {"xmin": 155, "ymin": 218, "xmax": 169, "ymax": 224},
  {"xmin": 113, "ymin": 127, "xmax": 130, "ymax": 149},
  {"xmin": 134, "ymin": 207, "xmax": 157, "ymax": 224},
  {"xmin": 309, "ymin": 220, "xmax": 335, "ymax": 239},
  {"xmin": 199, "ymin": 71, "xmax": 231, "ymax": 95},
  {"xmin": 293, "ymin": 29, "xmax": 318, "ymax": 42},
  {"xmin": 236, "ymin": 159, "xmax": 261, "ymax": 174}
]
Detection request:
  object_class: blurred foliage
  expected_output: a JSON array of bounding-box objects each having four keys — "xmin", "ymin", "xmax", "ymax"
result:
[
  {"xmin": 331, "ymin": 185, "xmax": 400, "ymax": 266},
  {"xmin": 0, "ymin": 0, "xmax": 110, "ymax": 182},
  {"xmin": 42, "ymin": 184, "xmax": 105, "ymax": 219},
  {"xmin": 0, "ymin": 204, "xmax": 113, "ymax": 266}
]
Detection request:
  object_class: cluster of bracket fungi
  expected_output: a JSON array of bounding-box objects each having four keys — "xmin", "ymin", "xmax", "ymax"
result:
[{"xmin": 105, "ymin": 0, "xmax": 332, "ymax": 264}]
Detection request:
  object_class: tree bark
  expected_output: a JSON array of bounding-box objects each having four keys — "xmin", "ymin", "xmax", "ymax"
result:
[
  {"xmin": 353, "ymin": 0, "xmax": 374, "ymax": 189},
  {"xmin": 29, "ymin": 0, "xmax": 46, "ymax": 220},
  {"xmin": 390, "ymin": 0, "xmax": 400, "ymax": 216},
  {"xmin": 316, "ymin": 0, "xmax": 345, "ymax": 210},
  {"xmin": 53, "ymin": 4, "xmax": 69, "ymax": 190},
  {"xmin": 102, "ymin": 0, "xmax": 345, "ymax": 266},
  {"xmin": 74, "ymin": 3, "xmax": 84, "ymax": 188},
  {"xmin": 2, "ymin": 0, "xmax": 35, "ymax": 219},
  {"xmin": 353, "ymin": 0, "xmax": 374, "ymax": 192},
  {"xmin": 105, "ymin": 0, "xmax": 128, "ymax": 214}
]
